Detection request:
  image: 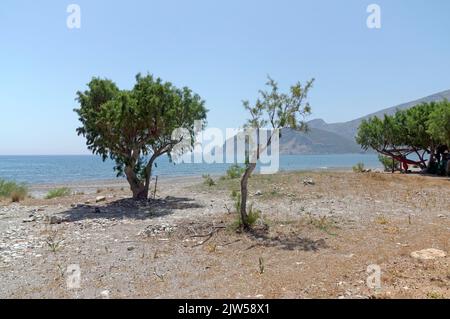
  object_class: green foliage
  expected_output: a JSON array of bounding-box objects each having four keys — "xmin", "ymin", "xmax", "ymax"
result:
[
  {"xmin": 230, "ymin": 196, "xmax": 261, "ymax": 230},
  {"xmin": 0, "ymin": 179, "xmax": 28, "ymax": 202},
  {"xmin": 378, "ymin": 155, "xmax": 400, "ymax": 172},
  {"xmin": 45, "ymin": 187, "xmax": 71, "ymax": 199},
  {"xmin": 225, "ymin": 164, "xmax": 245, "ymax": 179},
  {"xmin": 74, "ymin": 73, "xmax": 208, "ymax": 199},
  {"xmin": 356, "ymin": 101, "xmax": 449, "ymax": 170},
  {"xmin": 202, "ymin": 174, "xmax": 216, "ymax": 187},
  {"xmin": 427, "ymin": 100, "xmax": 450, "ymax": 145},
  {"xmin": 243, "ymin": 76, "xmax": 314, "ymax": 131},
  {"xmin": 352, "ymin": 162, "xmax": 365, "ymax": 173},
  {"xmin": 246, "ymin": 206, "xmax": 262, "ymax": 226}
]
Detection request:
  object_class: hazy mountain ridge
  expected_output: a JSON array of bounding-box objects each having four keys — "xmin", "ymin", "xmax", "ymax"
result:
[
  {"xmin": 278, "ymin": 128, "xmax": 362, "ymax": 155},
  {"xmin": 220, "ymin": 89, "xmax": 450, "ymax": 155},
  {"xmin": 307, "ymin": 89, "xmax": 450, "ymax": 141}
]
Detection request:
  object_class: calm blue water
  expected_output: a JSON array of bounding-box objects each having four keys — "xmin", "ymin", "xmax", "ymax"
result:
[{"xmin": 0, "ymin": 154, "xmax": 381, "ymax": 184}]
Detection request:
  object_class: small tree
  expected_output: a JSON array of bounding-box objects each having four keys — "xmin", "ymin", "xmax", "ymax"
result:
[
  {"xmin": 239, "ymin": 76, "xmax": 314, "ymax": 229},
  {"xmin": 75, "ymin": 74, "xmax": 207, "ymax": 199}
]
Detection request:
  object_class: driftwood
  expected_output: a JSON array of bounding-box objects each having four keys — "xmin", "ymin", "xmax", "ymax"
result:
[{"xmin": 190, "ymin": 225, "xmax": 226, "ymax": 247}]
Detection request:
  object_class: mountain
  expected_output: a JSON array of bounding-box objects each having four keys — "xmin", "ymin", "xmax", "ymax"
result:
[
  {"xmin": 307, "ymin": 89, "xmax": 450, "ymax": 141},
  {"xmin": 219, "ymin": 89, "xmax": 450, "ymax": 155},
  {"xmin": 278, "ymin": 128, "xmax": 362, "ymax": 155}
]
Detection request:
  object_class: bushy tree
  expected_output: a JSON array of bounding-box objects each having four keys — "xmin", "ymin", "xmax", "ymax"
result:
[
  {"xmin": 75, "ymin": 74, "xmax": 207, "ymax": 199},
  {"xmin": 427, "ymin": 100, "xmax": 450, "ymax": 146},
  {"xmin": 239, "ymin": 76, "xmax": 314, "ymax": 229},
  {"xmin": 356, "ymin": 101, "xmax": 447, "ymax": 170}
]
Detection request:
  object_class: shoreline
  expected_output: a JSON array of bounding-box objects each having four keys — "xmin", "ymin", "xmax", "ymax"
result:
[{"xmin": 26, "ymin": 167, "xmax": 370, "ymax": 199}]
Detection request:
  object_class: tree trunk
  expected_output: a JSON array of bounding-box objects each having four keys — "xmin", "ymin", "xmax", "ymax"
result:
[
  {"xmin": 125, "ymin": 166, "xmax": 147, "ymax": 200},
  {"xmin": 125, "ymin": 151, "xmax": 161, "ymax": 200},
  {"xmin": 427, "ymin": 147, "xmax": 436, "ymax": 173},
  {"xmin": 239, "ymin": 128, "xmax": 261, "ymax": 230},
  {"xmin": 240, "ymin": 162, "xmax": 256, "ymax": 230},
  {"xmin": 142, "ymin": 154, "xmax": 158, "ymax": 200}
]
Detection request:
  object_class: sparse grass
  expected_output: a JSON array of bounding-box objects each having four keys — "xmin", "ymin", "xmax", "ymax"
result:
[
  {"xmin": 259, "ymin": 257, "xmax": 265, "ymax": 274},
  {"xmin": 0, "ymin": 178, "xmax": 28, "ymax": 202},
  {"xmin": 375, "ymin": 215, "xmax": 389, "ymax": 225},
  {"xmin": 230, "ymin": 203, "xmax": 262, "ymax": 231},
  {"xmin": 227, "ymin": 191, "xmax": 263, "ymax": 230},
  {"xmin": 45, "ymin": 187, "xmax": 71, "ymax": 199},
  {"xmin": 202, "ymin": 174, "xmax": 216, "ymax": 187},
  {"xmin": 364, "ymin": 172, "xmax": 389, "ymax": 181},
  {"xmin": 306, "ymin": 213, "xmax": 338, "ymax": 235},
  {"xmin": 153, "ymin": 267, "xmax": 165, "ymax": 282},
  {"xmin": 45, "ymin": 232, "xmax": 63, "ymax": 253},
  {"xmin": 352, "ymin": 162, "xmax": 365, "ymax": 173},
  {"xmin": 427, "ymin": 292, "xmax": 446, "ymax": 299},
  {"xmin": 224, "ymin": 164, "xmax": 245, "ymax": 180},
  {"xmin": 206, "ymin": 243, "xmax": 217, "ymax": 253}
]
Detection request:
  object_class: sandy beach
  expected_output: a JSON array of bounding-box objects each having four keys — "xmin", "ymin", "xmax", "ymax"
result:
[{"xmin": 0, "ymin": 171, "xmax": 449, "ymax": 299}]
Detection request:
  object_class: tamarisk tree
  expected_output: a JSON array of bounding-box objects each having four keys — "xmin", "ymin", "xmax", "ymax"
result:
[
  {"xmin": 427, "ymin": 100, "xmax": 450, "ymax": 146},
  {"xmin": 239, "ymin": 76, "xmax": 314, "ymax": 229},
  {"xmin": 356, "ymin": 100, "xmax": 449, "ymax": 170},
  {"xmin": 75, "ymin": 74, "xmax": 207, "ymax": 199}
]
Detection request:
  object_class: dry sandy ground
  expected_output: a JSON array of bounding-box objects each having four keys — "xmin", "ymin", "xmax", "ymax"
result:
[{"xmin": 0, "ymin": 171, "xmax": 449, "ymax": 299}]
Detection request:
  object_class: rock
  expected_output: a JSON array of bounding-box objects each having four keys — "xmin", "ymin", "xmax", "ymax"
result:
[
  {"xmin": 100, "ymin": 290, "xmax": 110, "ymax": 299},
  {"xmin": 96, "ymin": 196, "xmax": 106, "ymax": 203},
  {"xmin": 410, "ymin": 248, "xmax": 446, "ymax": 260},
  {"xmin": 45, "ymin": 215, "xmax": 63, "ymax": 225},
  {"xmin": 22, "ymin": 217, "xmax": 36, "ymax": 223}
]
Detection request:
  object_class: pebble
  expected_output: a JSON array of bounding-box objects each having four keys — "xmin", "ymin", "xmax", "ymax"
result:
[
  {"xmin": 96, "ymin": 196, "xmax": 106, "ymax": 203},
  {"xmin": 410, "ymin": 248, "xmax": 446, "ymax": 260},
  {"xmin": 45, "ymin": 215, "xmax": 63, "ymax": 225},
  {"xmin": 100, "ymin": 290, "xmax": 110, "ymax": 299},
  {"xmin": 22, "ymin": 217, "xmax": 36, "ymax": 223}
]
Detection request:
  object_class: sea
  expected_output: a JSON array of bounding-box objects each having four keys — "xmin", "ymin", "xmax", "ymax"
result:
[{"xmin": 0, "ymin": 154, "xmax": 382, "ymax": 185}]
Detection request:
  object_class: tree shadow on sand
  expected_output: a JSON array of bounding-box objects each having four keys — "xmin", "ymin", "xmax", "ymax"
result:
[
  {"xmin": 57, "ymin": 196, "xmax": 204, "ymax": 223},
  {"xmin": 246, "ymin": 228, "xmax": 328, "ymax": 252}
]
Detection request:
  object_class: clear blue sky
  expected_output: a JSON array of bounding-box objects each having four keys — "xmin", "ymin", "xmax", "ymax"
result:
[{"xmin": 1, "ymin": 0, "xmax": 449, "ymax": 155}]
